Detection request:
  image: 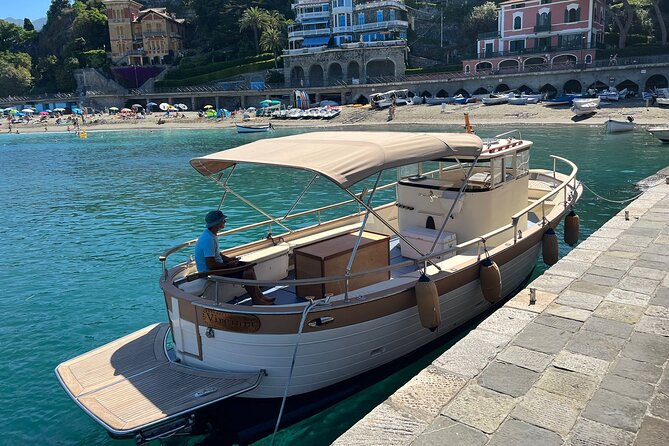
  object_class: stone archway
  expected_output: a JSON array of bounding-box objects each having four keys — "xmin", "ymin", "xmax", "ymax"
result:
[
  {"xmin": 539, "ymin": 83, "xmax": 558, "ymax": 99},
  {"xmin": 290, "ymin": 66, "xmax": 305, "ymax": 87},
  {"xmin": 327, "ymin": 63, "xmax": 343, "ymax": 86},
  {"xmin": 421, "ymin": 90, "xmax": 432, "ymax": 97},
  {"xmin": 347, "ymin": 61, "xmax": 360, "ymax": 82},
  {"xmin": 498, "ymin": 59, "xmax": 520, "ymax": 73},
  {"xmin": 366, "ymin": 59, "xmax": 395, "ymax": 78},
  {"xmin": 517, "ymin": 85, "xmax": 534, "ymax": 94},
  {"xmin": 475, "ymin": 61, "xmax": 492, "ymax": 73},
  {"xmin": 563, "ymin": 79, "xmax": 582, "ymax": 94},
  {"xmin": 524, "ymin": 57, "xmax": 546, "ymax": 70},
  {"xmin": 588, "ymin": 80, "xmax": 608, "ymax": 91},
  {"xmin": 494, "ymin": 83, "xmax": 510, "ymax": 93},
  {"xmin": 436, "ymin": 89, "xmax": 448, "ymax": 97},
  {"xmin": 354, "ymin": 94, "xmax": 368, "ymax": 104},
  {"xmin": 309, "ymin": 65, "xmax": 324, "ymax": 87},
  {"xmin": 645, "ymin": 74, "xmax": 668, "ymax": 91},
  {"xmin": 473, "ymin": 87, "xmax": 489, "ymax": 95},
  {"xmin": 454, "ymin": 88, "xmax": 469, "ymax": 97},
  {"xmin": 552, "ymin": 54, "xmax": 577, "ymax": 65},
  {"xmin": 616, "ymin": 79, "xmax": 639, "ymax": 95}
]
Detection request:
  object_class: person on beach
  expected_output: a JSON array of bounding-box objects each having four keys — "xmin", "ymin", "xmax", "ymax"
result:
[{"xmin": 194, "ymin": 210, "xmax": 275, "ymax": 305}]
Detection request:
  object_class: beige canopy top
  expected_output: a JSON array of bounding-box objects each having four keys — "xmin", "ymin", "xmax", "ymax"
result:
[{"xmin": 190, "ymin": 131, "xmax": 484, "ymax": 189}]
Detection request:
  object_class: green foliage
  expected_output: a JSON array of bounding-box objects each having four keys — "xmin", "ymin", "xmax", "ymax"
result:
[
  {"xmin": 462, "ymin": 2, "xmax": 498, "ymax": 44},
  {"xmin": 81, "ymin": 49, "xmax": 107, "ymax": 68},
  {"xmin": 0, "ymin": 20, "xmax": 35, "ymax": 52},
  {"xmin": 168, "ymin": 53, "xmax": 273, "ymax": 79},
  {"xmin": 0, "ymin": 51, "xmax": 34, "ymax": 94},
  {"xmin": 23, "ymin": 19, "xmax": 35, "ymax": 32},
  {"xmin": 155, "ymin": 59, "xmax": 275, "ymax": 87}
]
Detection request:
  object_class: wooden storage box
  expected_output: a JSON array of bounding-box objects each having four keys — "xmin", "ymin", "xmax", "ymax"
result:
[{"xmin": 295, "ymin": 231, "xmax": 390, "ymax": 298}]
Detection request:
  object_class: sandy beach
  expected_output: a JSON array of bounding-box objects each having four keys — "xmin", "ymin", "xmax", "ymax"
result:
[{"xmin": 2, "ymin": 100, "xmax": 667, "ymax": 135}]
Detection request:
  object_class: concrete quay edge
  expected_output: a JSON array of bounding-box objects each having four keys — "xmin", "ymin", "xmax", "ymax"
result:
[{"xmin": 334, "ymin": 180, "xmax": 669, "ymax": 446}]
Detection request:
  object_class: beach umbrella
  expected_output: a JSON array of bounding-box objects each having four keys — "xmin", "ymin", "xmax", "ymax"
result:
[
  {"xmin": 131, "ymin": 104, "xmax": 143, "ymax": 109},
  {"xmin": 54, "ymin": 107, "xmax": 66, "ymax": 112},
  {"xmin": 121, "ymin": 108, "xmax": 131, "ymax": 113},
  {"xmin": 146, "ymin": 102, "xmax": 157, "ymax": 107},
  {"xmin": 8, "ymin": 109, "xmax": 18, "ymax": 115},
  {"xmin": 205, "ymin": 109, "xmax": 216, "ymax": 117},
  {"xmin": 175, "ymin": 103, "xmax": 188, "ymax": 111},
  {"xmin": 203, "ymin": 105, "xmax": 214, "ymax": 109},
  {"xmin": 39, "ymin": 111, "xmax": 49, "ymax": 115},
  {"xmin": 159, "ymin": 102, "xmax": 171, "ymax": 111},
  {"xmin": 22, "ymin": 108, "xmax": 35, "ymax": 113},
  {"xmin": 44, "ymin": 109, "xmax": 52, "ymax": 113},
  {"xmin": 72, "ymin": 107, "xmax": 83, "ymax": 115}
]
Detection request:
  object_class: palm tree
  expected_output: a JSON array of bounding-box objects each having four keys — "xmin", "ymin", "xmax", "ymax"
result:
[
  {"xmin": 239, "ymin": 7, "xmax": 269, "ymax": 54},
  {"xmin": 260, "ymin": 27, "xmax": 284, "ymax": 68}
]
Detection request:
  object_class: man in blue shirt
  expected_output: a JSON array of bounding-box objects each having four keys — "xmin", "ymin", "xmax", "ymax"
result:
[{"xmin": 195, "ymin": 210, "xmax": 275, "ymax": 305}]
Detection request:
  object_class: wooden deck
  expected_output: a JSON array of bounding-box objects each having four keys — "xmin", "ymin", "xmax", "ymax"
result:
[{"xmin": 55, "ymin": 323, "xmax": 264, "ymax": 436}]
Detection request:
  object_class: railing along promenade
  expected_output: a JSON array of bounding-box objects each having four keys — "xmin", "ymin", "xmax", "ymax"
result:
[{"xmin": 2, "ymin": 53, "xmax": 668, "ymax": 105}]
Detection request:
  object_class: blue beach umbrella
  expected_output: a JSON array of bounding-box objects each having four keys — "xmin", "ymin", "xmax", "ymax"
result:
[{"xmin": 72, "ymin": 107, "xmax": 83, "ymax": 115}]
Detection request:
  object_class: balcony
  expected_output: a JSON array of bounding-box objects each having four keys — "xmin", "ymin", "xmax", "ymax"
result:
[
  {"xmin": 470, "ymin": 42, "xmax": 604, "ymax": 60},
  {"xmin": 288, "ymin": 28, "xmax": 330, "ymax": 38},
  {"xmin": 478, "ymin": 31, "xmax": 499, "ymax": 40},
  {"xmin": 354, "ymin": 1, "xmax": 407, "ymax": 11},
  {"xmin": 352, "ymin": 20, "xmax": 408, "ymax": 32},
  {"xmin": 534, "ymin": 23, "xmax": 551, "ymax": 32}
]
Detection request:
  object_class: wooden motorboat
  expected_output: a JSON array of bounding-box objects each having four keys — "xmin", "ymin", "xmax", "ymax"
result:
[
  {"xmin": 236, "ymin": 123, "xmax": 273, "ymax": 133},
  {"xmin": 571, "ymin": 101, "xmax": 599, "ymax": 116},
  {"xmin": 56, "ymin": 130, "xmax": 582, "ymax": 442},
  {"xmin": 604, "ymin": 118, "xmax": 636, "ymax": 133},
  {"xmin": 648, "ymin": 127, "xmax": 669, "ymax": 143}
]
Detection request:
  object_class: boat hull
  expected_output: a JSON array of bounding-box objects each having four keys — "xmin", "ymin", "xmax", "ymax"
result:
[
  {"xmin": 236, "ymin": 124, "xmax": 270, "ymax": 133},
  {"xmin": 648, "ymin": 128, "xmax": 669, "ymax": 143},
  {"xmin": 604, "ymin": 119, "xmax": 635, "ymax": 133}
]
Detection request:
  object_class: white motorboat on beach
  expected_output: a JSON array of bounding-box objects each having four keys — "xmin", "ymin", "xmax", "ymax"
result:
[
  {"xmin": 648, "ymin": 127, "xmax": 669, "ymax": 143},
  {"xmin": 236, "ymin": 123, "xmax": 273, "ymax": 133},
  {"xmin": 656, "ymin": 98, "xmax": 669, "ymax": 108},
  {"xmin": 481, "ymin": 94, "xmax": 509, "ymax": 105},
  {"xmin": 508, "ymin": 96, "xmax": 528, "ymax": 105},
  {"xmin": 55, "ymin": 130, "xmax": 582, "ymax": 442},
  {"xmin": 572, "ymin": 97, "xmax": 600, "ymax": 108},
  {"xmin": 604, "ymin": 118, "xmax": 636, "ymax": 133}
]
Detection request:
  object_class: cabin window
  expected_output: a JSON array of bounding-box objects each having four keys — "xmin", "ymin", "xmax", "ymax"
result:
[
  {"xmin": 491, "ymin": 158, "xmax": 504, "ymax": 186},
  {"xmin": 504, "ymin": 155, "xmax": 515, "ymax": 181},
  {"xmin": 517, "ymin": 150, "xmax": 530, "ymax": 177},
  {"xmin": 398, "ymin": 163, "xmax": 421, "ymax": 179}
]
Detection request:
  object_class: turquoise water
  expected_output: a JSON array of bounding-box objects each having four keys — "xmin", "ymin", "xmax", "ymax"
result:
[{"xmin": 0, "ymin": 125, "xmax": 666, "ymax": 445}]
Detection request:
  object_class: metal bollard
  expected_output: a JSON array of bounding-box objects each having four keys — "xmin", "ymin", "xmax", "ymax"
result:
[{"xmin": 529, "ymin": 287, "xmax": 536, "ymax": 305}]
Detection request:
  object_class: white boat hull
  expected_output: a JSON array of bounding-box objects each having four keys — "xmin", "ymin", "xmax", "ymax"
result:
[
  {"xmin": 236, "ymin": 124, "xmax": 271, "ymax": 133},
  {"xmin": 648, "ymin": 128, "xmax": 669, "ymax": 143},
  {"xmin": 604, "ymin": 119, "xmax": 635, "ymax": 133},
  {"xmin": 171, "ymin": 243, "xmax": 541, "ymax": 398}
]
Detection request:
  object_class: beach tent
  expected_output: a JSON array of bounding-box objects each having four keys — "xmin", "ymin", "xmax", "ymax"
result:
[
  {"xmin": 131, "ymin": 104, "xmax": 143, "ymax": 109},
  {"xmin": 259, "ymin": 99, "xmax": 281, "ymax": 107}
]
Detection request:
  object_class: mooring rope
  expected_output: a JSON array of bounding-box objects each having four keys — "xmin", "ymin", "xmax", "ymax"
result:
[{"xmin": 582, "ymin": 182, "xmax": 644, "ymax": 204}]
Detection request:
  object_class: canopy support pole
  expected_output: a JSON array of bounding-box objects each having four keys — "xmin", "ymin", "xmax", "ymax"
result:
[{"xmin": 282, "ymin": 174, "xmax": 318, "ymax": 221}]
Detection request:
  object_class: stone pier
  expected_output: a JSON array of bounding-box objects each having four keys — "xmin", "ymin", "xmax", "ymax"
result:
[{"xmin": 335, "ymin": 179, "xmax": 669, "ymax": 445}]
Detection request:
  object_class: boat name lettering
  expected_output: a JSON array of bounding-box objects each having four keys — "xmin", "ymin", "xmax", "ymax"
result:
[{"xmin": 202, "ymin": 309, "xmax": 261, "ymax": 333}]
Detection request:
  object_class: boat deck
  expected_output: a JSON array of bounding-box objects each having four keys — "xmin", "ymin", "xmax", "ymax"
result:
[{"xmin": 55, "ymin": 323, "xmax": 264, "ymax": 437}]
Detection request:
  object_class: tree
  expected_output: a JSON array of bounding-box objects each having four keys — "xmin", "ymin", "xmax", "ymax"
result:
[
  {"xmin": 650, "ymin": 0, "xmax": 667, "ymax": 45},
  {"xmin": 260, "ymin": 27, "xmax": 283, "ymax": 68},
  {"xmin": 23, "ymin": 19, "xmax": 35, "ymax": 32},
  {"xmin": 239, "ymin": 7, "xmax": 269, "ymax": 54},
  {"xmin": 0, "ymin": 51, "xmax": 33, "ymax": 94},
  {"xmin": 462, "ymin": 2, "xmax": 498, "ymax": 46},
  {"xmin": 47, "ymin": 0, "xmax": 72, "ymax": 22},
  {"xmin": 606, "ymin": 0, "xmax": 635, "ymax": 48}
]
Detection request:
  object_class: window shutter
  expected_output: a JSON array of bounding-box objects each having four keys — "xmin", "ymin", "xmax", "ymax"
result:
[
  {"xmin": 548, "ymin": 12, "xmax": 551, "ymax": 24},
  {"xmin": 576, "ymin": 8, "xmax": 580, "ymax": 21},
  {"xmin": 564, "ymin": 9, "xmax": 568, "ymax": 23},
  {"xmin": 557, "ymin": 34, "xmax": 562, "ymax": 47},
  {"xmin": 536, "ymin": 13, "xmax": 540, "ymax": 25}
]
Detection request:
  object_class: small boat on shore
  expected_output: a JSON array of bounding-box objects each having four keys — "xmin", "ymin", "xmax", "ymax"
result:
[
  {"xmin": 656, "ymin": 98, "xmax": 669, "ymax": 108},
  {"xmin": 572, "ymin": 97, "xmax": 600, "ymax": 108},
  {"xmin": 481, "ymin": 94, "xmax": 509, "ymax": 106},
  {"xmin": 236, "ymin": 123, "xmax": 273, "ymax": 133},
  {"xmin": 648, "ymin": 127, "xmax": 669, "ymax": 143},
  {"xmin": 424, "ymin": 97, "xmax": 452, "ymax": 105},
  {"xmin": 543, "ymin": 96, "xmax": 575, "ymax": 106},
  {"xmin": 56, "ymin": 128, "xmax": 582, "ymax": 443},
  {"xmin": 508, "ymin": 96, "xmax": 528, "ymax": 105},
  {"xmin": 604, "ymin": 118, "xmax": 636, "ymax": 133}
]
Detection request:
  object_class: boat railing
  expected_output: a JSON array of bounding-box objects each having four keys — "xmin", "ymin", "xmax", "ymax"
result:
[{"xmin": 163, "ymin": 156, "xmax": 579, "ymax": 301}]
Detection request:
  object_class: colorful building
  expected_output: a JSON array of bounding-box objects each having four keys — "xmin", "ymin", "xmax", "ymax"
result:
[
  {"xmin": 104, "ymin": 0, "xmax": 185, "ymax": 66},
  {"xmin": 462, "ymin": 0, "xmax": 606, "ymax": 75},
  {"xmin": 284, "ymin": 0, "xmax": 409, "ymax": 87}
]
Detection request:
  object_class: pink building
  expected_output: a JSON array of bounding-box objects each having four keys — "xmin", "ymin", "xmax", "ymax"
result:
[{"xmin": 462, "ymin": 0, "xmax": 606, "ymax": 75}]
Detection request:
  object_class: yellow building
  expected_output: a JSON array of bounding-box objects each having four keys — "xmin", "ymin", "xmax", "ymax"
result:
[{"xmin": 104, "ymin": 0, "xmax": 185, "ymax": 66}]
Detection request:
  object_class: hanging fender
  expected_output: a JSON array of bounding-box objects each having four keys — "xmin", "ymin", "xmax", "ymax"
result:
[
  {"xmin": 542, "ymin": 227, "xmax": 559, "ymax": 266},
  {"xmin": 564, "ymin": 210, "xmax": 580, "ymax": 246},
  {"xmin": 479, "ymin": 258, "xmax": 502, "ymax": 303},
  {"xmin": 415, "ymin": 274, "xmax": 441, "ymax": 331}
]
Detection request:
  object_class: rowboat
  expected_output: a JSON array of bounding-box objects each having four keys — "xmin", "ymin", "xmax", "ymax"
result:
[
  {"xmin": 481, "ymin": 94, "xmax": 509, "ymax": 106},
  {"xmin": 572, "ymin": 97, "xmax": 600, "ymax": 108},
  {"xmin": 55, "ymin": 130, "xmax": 582, "ymax": 442},
  {"xmin": 604, "ymin": 118, "xmax": 636, "ymax": 133},
  {"xmin": 508, "ymin": 97, "xmax": 528, "ymax": 105},
  {"xmin": 543, "ymin": 96, "xmax": 574, "ymax": 106},
  {"xmin": 656, "ymin": 98, "xmax": 669, "ymax": 108},
  {"xmin": 648, "ymin": 127, "xmax": 669, "ymax": 143},
  {"xmin": 236, "ymin": 123, "xmax": 273, "ymax": 133}
]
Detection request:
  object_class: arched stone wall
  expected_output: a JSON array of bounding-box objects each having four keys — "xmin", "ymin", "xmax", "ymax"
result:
[
  {"xmin": 552, "ymin": 54, "xmax": 577, "ymax": 64},
  {"xmin": 524, "ymin": 57, "xmax": 546, "ymax": 69},
  {"xmin": 564, "ymin": 79, "xmax": 582, "ymax": 94},
  {"xmin": 454, "ymin": 88, "xmax": 469, "ymax": 97},
  {"xmin": 473, "ymin": 87, "xmax": 489, "ymax": 95},
  {"xmin": 436, "ymin": 89, "xmax": 448, "ymax": 97},
  {"xmin": 475, "ymin": 61, "xmax": 492, "ymax": 73},
  {"xmin": 347, "ymin": 61, "xmax": 360, "ymax": 81},
  {"xmin": 420, "ymin": 90, "xmax": 432, "ymax": 97},
  {"xmin": 499, "ymin": 59, "xmax": 519, "ymax": 72},
  {"xmin": 539, "ymin": 83, "xmax": 558, "ymax": 98},
  {"xmin": 328, "ymin": 63, "xmax": 343, "ymax": 84},
  {"xmin": 494, "ymin": 83, "xmax": 510, "ymax": 93},
  {"xmin": 616, "ymin": 79, "xmax": 638, "ymax": 94},
  {"xmin": 309, "ymin": 65, "xmax": 324, "ymax": 87},
  {"xmin": 366, "ymin": 59, "xmax": 395, "ymax": 78},
  {"xmin": 588, "ymin": 80, "xmax": 608, "ymax": 90},
  {"xmin": 290, "ymin": 66, "xmax": 305, "ymax": 87},
  {"xmin": 645, "ymin": 74, "xmax": 668, "ymax": 91}
]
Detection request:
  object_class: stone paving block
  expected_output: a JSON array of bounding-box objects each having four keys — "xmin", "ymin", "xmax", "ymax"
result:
[
  {"xmin": 565, "ymin": 418, "xmax": 635, "ymax": 446},
  {"xmin": 610, "ymin": 357, "xmax": 663, "ymax": 384},
  {"xmin": 600, "ymin": 374, "xmax": 655, "ymax": 401},
  {"xmin": 628, "ymin": 266, "xmax": 667, "ymax": 281},
  {"xmin": 511, "ymin": 387, "xmax": 580, "ymax": 436},
  {"xmin": 639, "ymin": 252, "xmax": 669, "ymax": 265},
  {"xmin": 512, "ymin": 321, "xmax": 573, "ymax": 355},
  {"xmin": 389, "ymin": 366, "xmax": 467, "ymax": 422},
  {"xmin": 566, "ymin": 329, "xmax": 627, "ymax": 361},
  {"xmin": 552, "ymin": 351, "xmax": 610, "ymax": 378},
  {"xmin": 581, "ymin": 273, "xmax": 620, "ymax": 287},
  {"xmin": 646, "ymin": 305, "xmax": 669, "ymax": 319},
  {"xmin": 659, "ymin": 370, "xmax": 669, "ymax": 396},
  {"xmin": 594, "ymin": 255, "xmax": 635, "ymax": 271},
  {"xmin": 617, "ymin": 234, "xmax": 655, "ymax": 247},
  {"xmin": 582, "ymin": 388, "xmax": 647, "ymax": 432},
  {"xmin": 655, "ymin": 234, "xmax": 669, "ymax": 244},
  {"xmin": 649, "ymin": 288, "xmax": 669, "ymax": 308},
  {"xmin": 505, "ymin": 288, "xmax": 556, "ymax": 314},
  {"xmin": 556, "ymin": 290, "xmax": 603, "ymax": 311},
  {"xmin": 433, "ymin": 330, "xmax": 510, "ymax": 379},
  {"xmin": 412, "ymin": 416, "xmax": 488, "ymax": 446},
  {"xmin": 486, "ymin": 418, "xmax": 562, "ymax": 446},
  {"xmin": 497, "ymin": 345, "xmax": 553, "ymax": 373},
  {"xmin": 582, "ymin": 316, "xmax": 633, "ymax": 339},
  {"xmin": 664, "ymin": 276, "xmax": 669, "ymax": 287},
  {"xmin": 602, "ymin": 218, "xmax": 635, "ymax": 230},
  {"xmin": 535, "ymin": 366, "xmax": 598, "ymax": 405},
  {"xmin": 568, "ymin": 280, "xmax": 613, "ymax": 297},
  {"xmin": 477, "ymin": 361, "xmax": 539, "ymax": 397},
  {"xmin": 564, "ymin": 248, "xmax": 601, "ymax": 263},
  {"xmin": 625, "ymin": 226, "xmax": 662, "ymax": 238},
  {"xmin": 548, "ymin": 260, "xmax": 591, "ymax": 279},
  {"xmin": 607, "ymin": 246, "xmax": 642, "ymax": 258},
  {"xmin": 545, "ymin": 303, "xmax": 592, "ymax": 322},
  {"xmin": 590, "ymin": 227, "xmax": 624, "ymax": 239},
  {"xmin": 644, "ymin": 243, "xmax": 669, "ymax": 255},
  {"xmin": 622, "ymin": 332, "xmax": 669, "ymax": 365},
  {"xmin": 534, "ymin": 314, "xmax": 583, "ymax": 332},
  {"xmin": 332, "ymin": 402, "xmax": 427, "ymax": 446},
  {"xmin": 634, "ymin": 259, "xmax": 669, "ymax": 271},
  {"xmin": 618, "ymin": 275, "xmax": 660, "ymax": 296},
  {"xmin": 605, "ymin": 289, "xmax": 652, "ymax": 308},
  {"xmin": 593, "ymin": 302, "xmax": 644, "ymax": 324},
  {"xmin": 442, "ymin": 384, "xmax": 517, "ymax": 434},
  {"xmin": 633, "ymin": 416, "xmax": 669, "ymax": 446},
  {"xmin": 577, "ymin": 236, "xmax": 617, "ymax": 251},
  {"xmin": 587, "ymin": 265, "xmax": 627, "ymax": 280},
  {"xmin": 527, "ymin": 274, "xmax": 574, "ymax": 295},
  {"xmin": 476, "ymin": 307, "xmax": 536, "ymax": 338},
  {"xmin": 649, "ymin": 392, "xmax": 669, "ymax": 420},
  {"xmin": 635, "ymin": 315, "xmax": 669, "ymax": 337}
]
